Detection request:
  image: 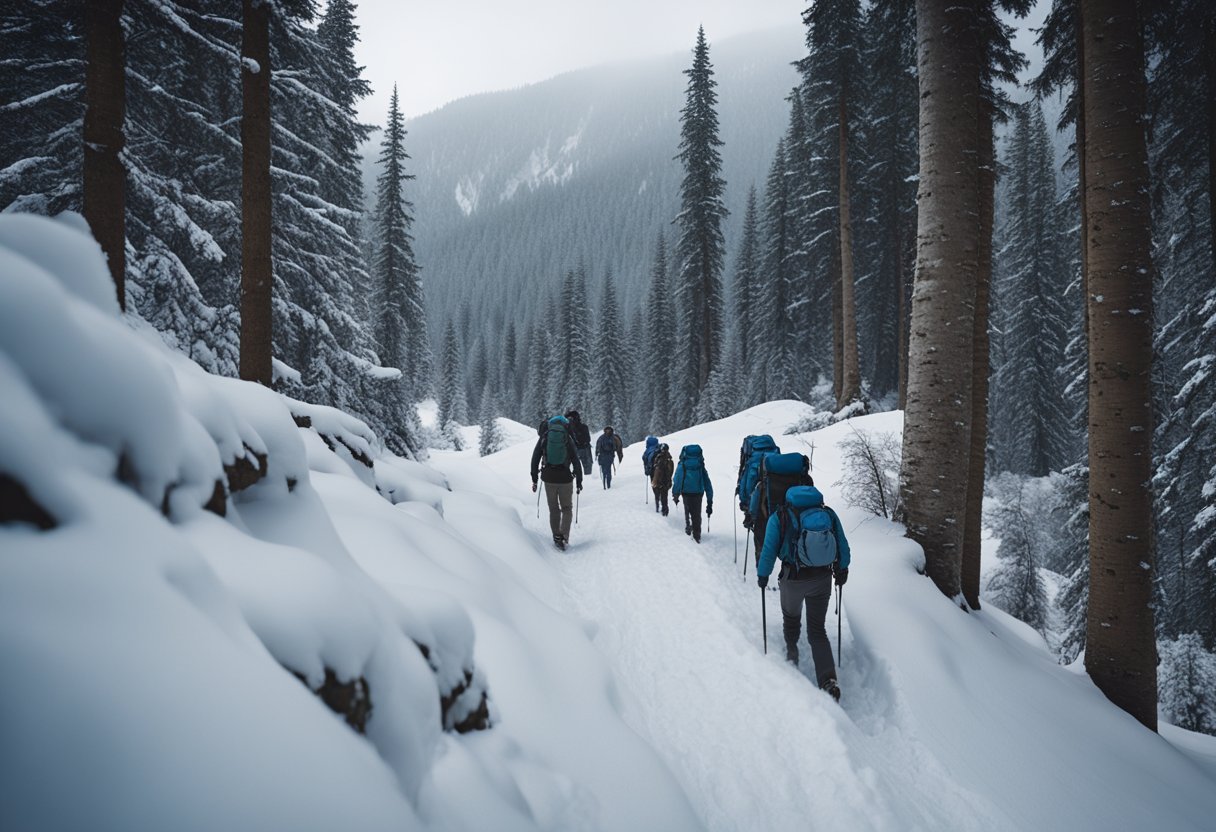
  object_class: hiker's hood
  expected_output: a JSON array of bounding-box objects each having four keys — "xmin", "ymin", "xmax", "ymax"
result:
[
  {"xmin": 786, "ymin": 485, "xmax": 824, "ymax": 509},
  {"xmin": 645, "ymin": 435, "xmax": 659, "ymax": 448}
]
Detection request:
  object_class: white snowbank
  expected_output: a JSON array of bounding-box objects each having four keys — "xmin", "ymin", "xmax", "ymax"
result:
[{"xmin": 0, "ymin": 214, "xmax": 698, "ymax": 832}]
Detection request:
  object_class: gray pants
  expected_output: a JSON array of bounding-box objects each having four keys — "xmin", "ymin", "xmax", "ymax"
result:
[
  {"xmin": 577, "ymin": 447, "xmax": 593, "ymax": 475},
  {"xmin": 544, "ymin": 481, "xmax": 574, "ymax": 541},
  {"xmin": 780, "ymin": 567, "xmax": 836, "ymax": 686}
]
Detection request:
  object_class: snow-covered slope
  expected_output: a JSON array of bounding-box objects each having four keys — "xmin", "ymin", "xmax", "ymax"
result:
[
  {"xmin": 4, "ymin": 215, "xmax": 1215, "ymax": 831},
  {"xmin": 484, "ymin": 403, "xmax": 1216, "ymax": 832},
  {"xmin": 0, "ymin": 214, "xmax": 697, "ymax": 831}
]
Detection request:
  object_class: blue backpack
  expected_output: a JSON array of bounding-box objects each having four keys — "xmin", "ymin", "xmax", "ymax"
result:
[
  {"xmin": 545, "ymin": 416, "xmax": 570, "ymax": 466},
  {"xmin": 642, "ymin": 436, "xmax": 660, "ymax": 476},
  {"xmin": 779, "ymin": 486, "xmax": 838, "ymax": 568},
  {"xmin": 678, "ymin": 445, "xmax": 707, "ymax": 493},
  {"xmin": 754, "ymin": 452, "xmax": 813, "ymax": 517},
  {"xmin": 738, "ymin": 435, "xmax": 780, "ymax": 505}
]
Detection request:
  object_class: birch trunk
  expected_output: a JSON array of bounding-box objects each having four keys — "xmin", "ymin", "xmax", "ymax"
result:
[{"xmin": 1081, "ymin": 0, "xmax": 1158, "ymax": 731}]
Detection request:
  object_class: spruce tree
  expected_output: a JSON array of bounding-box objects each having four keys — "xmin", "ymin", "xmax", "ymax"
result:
[
  {"xmin": 437, "ymin": 322, "xmax": 468, "ymax": 427},
  {"xmin": 644, "ymin": 234, "xmax": 674, "ymax": 431},
  {"xmin": 673, "ymin": 26, "xmax": 728, "ymax": 423},
  {"xmin": 753, "ymin": 136, "xmax": 797, "ymax": 403},
  {"xmin": 478, "ymin": 384, "xmax": 503, "ymax": 457},
  {"xmin": 593, "ymin": 271, "xmax": 629, "ymax": 437},
  {"xmin": 731, "ymin": 186, "xmax": 761, "ymax": 406}
]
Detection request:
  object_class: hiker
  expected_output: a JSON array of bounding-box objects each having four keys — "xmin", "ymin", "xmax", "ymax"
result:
[
  {"xmin": 747, "ymin": 452, "xmax": 814, "ymax": 568},
  {"xmin": 650, "ymin": 442, "xmax": 674, "ymax": 516},
  {"xmin": 672, "ymin": 444, "xmax": 713, "ymax": 543},
  {"xmin": 595, "ymin": 425, "xmax": 624, "ymax": 489},
  {"xmin": 530, "ymin": 414, "xmax": 584, "ymax": 550},
  {"xmin": 642, "ymin": 435, "xmax": 660, "ymax": 481},
  {"xmin": 736, "ymin": 434, "xmax": 780, "ymax": 560},
  {"xmin": 566, "ymin": 410, "xmax": 593, "ymax": 475},
  {"xmin": 755, "ymin": 485, "xmax": 850, "ymax": 702}
]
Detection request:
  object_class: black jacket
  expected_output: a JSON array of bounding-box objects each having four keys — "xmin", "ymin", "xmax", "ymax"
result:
[
  {"xmin": 531, "ymin": 432, "xmax": 584, "ymax": 486},
  {"xmin": 569, "ymin": 417, "xmax": 592, "ymax": 449}
]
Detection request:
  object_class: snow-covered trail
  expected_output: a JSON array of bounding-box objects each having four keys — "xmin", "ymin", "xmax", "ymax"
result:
[
  {"xmin": 540, "ymin": 461, "xmax": 1003, "ymax": 832},
  {"xmin": 480, "ymin": 403, "xmax": 1216, "ymax": 832}
]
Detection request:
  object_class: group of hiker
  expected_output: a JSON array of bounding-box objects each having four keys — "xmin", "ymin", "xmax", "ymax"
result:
[{"xmin": 528, "ymin": 416, "xmax": 851, "ymax": 703}]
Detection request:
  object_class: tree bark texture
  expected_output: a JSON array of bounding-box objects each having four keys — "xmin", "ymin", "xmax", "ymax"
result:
[
  {"xmin": 1081, "ymin": 0, "xmax": 1158, "ymax": 732},
  {"xmin": 832, "ymin": 243, "xmax": 844, "ymax": 403},
  {"xmin": 240, "ymin": 0, "xmax": 273, "ymax": 386},
  {"xmin": 962, "ymin": 99, "xmax": 996, "ymax": 610},
  {"xmin": 837, "ymin": 94, "xmax": 862, "ymax": 409},
  {"xmin": 83, "ymin": 0, "xmax": 126, "ymax": 311},
  {"xmin": 900, "ymin": 0, "xmax": 982, "ymax": 601},
  {"xmin": 1206, "ymin": 11, "xmax": 1215, "ymax": 276},
  {"xmin": 897, "ymin": 222, "xmax": 910, "ymax": 411}
]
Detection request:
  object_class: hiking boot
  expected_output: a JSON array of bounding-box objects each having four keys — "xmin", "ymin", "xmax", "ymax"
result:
[
  {"xmin": 820, "ymin": 678, "xmax": 841, "ymax": 702},
  {"xmin": 685, "ymin": 523, "xmax": 692, "ymax": 536},
  {"xmin": 662, "ymin": 508, "xmax": 669, "ymax": 516},
  {"xmin": 554, "ymin": 535, "xmax": 567, "ymax": 551},
  {"xmin": 785, "ymin": 644, "xmax": 799, "ymax": 664},
  {"xmin": 693, "ymin": 533, "xmax": 701, "ymax": 543}
]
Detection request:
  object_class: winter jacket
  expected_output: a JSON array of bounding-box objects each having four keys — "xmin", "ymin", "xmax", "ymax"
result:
[
  {"xmin": 569, "ymin": 417, "xmax": 592, "ymax": 449},
  {"xmin": 596, "ymin": 432, "xmax": 623, "ymax": 465},
  {"xmin": 672, "ymin": 445, "xmax": 713, "ymax": 502},
  {"xmin": 757, "ymin": 486, "xmax": 850, "ymax": 579},
  {"xmin": 642, "ymin": 436, "xmax": 660, "ymax": 474},
  {"xmin": 531, "ymin": 419, "xmax": 584, "ymax": 487},
  {"xmin": 650, "ymin": 450, "xmax": 674, "ymax": 490}
]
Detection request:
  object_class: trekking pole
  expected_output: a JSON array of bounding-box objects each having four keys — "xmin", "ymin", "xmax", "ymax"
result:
[
  {"xmin": 576, "ymin": 489, "xmax": 580, "ymax": 525},
  {"xmin": 836, "ymin": 583, "xmax": 843, "ymax": 668},
  {"xmin": 761, "ymin": 586, "xmax": 768, "ymax": 655},
  {"xmin": 743, "ymin": 535, "xmax": 750, "ymax": 577},
  {"xmin": 536, "ymin": 485, "xmax": 541, "ymax": 519},
  {"xmin": 733, "ymin": 502, "xmax": 738, "ymax": 564}
]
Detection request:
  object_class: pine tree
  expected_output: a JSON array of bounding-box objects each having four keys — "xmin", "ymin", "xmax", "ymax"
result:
[
  {"xmin": 752, "ymin": 136, "xmax": 797, "ymax": 403},
  {"xmin": 899, "ymin": 0, "xmax": 984, "ymax": 600},
  {"xmin": 1157, "ymin": 634, "xmax": 1216, "ymax": 735},
  {"xmin": 437, "ymin": 322, "xmax": 468, "ymax": 427},
  {"xmin": 566, "ymin": 267, "xmax": 592, "ymax": 412},
  {"xmin": 644, "ymin": 234, "xmax": 674, "ymax": 431},
  {"xmin": 501, "ymin": 322, "xmax": 520, "ymax": 419},
  {"xmin": 731, "ymin": 186, "xmax": 761, "ymax": 406},
  {"xmin": 1081, "ymin": 0, "xmax": 1158, "ymax": 730},
  {"xmin": 803, "ymin": 0, "xmax": 864, "ymax": 409},
  {"xmin": 239, "ymin": 0, "xmax": 272, "ymax": 385},
  {"xmin": 82, "ymin": 0, "xmax": 126, "ymax": 309},
  {"xmin": 672, "ymin": 26, "xmax": 728, "ymax": 423},
  {"xmin": 478, "ymin": 384, "xmax": 503, "ymax": 457},
  {"xmin": 983, "ymin": 474, "xmax": 1051, "ymax": 636},
  {"xmin": 592, "ymin": 271, "xmax": 629, "ymax": 436}
]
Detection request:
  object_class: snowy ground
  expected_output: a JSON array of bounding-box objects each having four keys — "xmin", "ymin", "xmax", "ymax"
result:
[
  {"xmin": 480, "ymin": 404, "xmax": 1216, "ymax": 832},
  {"xmin": 4, "ymin": 214, "xmax": 1215, "ymax": 831}
]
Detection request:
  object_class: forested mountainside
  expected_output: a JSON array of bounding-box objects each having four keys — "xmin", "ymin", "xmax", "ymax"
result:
[{"xmin": 375, "ymin": 26, "xmax": 803, "ymax": 331}]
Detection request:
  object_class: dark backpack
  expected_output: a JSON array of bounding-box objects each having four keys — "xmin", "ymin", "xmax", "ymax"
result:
[
  {"xmin": 755, "ymin": 453, "xmax": 813, "ymax": 519},
  {"xmin": 737, "ymin": 435, "xmax": 778, "ymax": 488},
  {"xmin": 643, "ymin": 440, "xmax": 659, "ymax": 476},
  {"xmin": 545, "ymin": 418, "xmax": 570, "ymax": 466}
]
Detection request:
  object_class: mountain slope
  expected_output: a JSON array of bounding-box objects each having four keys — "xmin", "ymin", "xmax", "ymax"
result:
[{"xmin": 368, "ymin": 26, "xmax": 804, "ymax": 336}]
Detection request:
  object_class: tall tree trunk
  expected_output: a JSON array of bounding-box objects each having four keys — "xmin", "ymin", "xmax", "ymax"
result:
[
  {"xmin": 838, "ymin": 94, "xmax": 862, "ymax": 409},
  {"xmin": 240, "ymin": 0, "xmax": 273, "ymax": 385},
  {"xmin": 832, "ymin": 243, "xmax": 844, "ymax": 402},
  {"xmin": 1206, "ymin": 11, "xmax": 1216, "ymax": 276},
  {"xmin": 1081, "ymin": 0, "xmax": 1158, "ymax": 732},
  {"xmin": 962, "ymin": 98, "xmax": 996, "ymax": 610},
  {"xmin": 900, "ymin": 0, "xmax": 981, "ymax": 601},
  {"xmin": 82, "ymin": 0, "xmax": 126, "ymax": 310},
  {"xmin": 1077, "ymin": 0, "xmax": 1089, "ymax": 344},
  {"xmin": 897, "ymin": 221, "xmax": 910, "ymax": 411}
]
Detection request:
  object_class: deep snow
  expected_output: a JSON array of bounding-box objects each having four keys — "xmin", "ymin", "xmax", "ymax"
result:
[{"xmin": 3, "ymin": 213, "xmax": 1216, "ymax": 831}]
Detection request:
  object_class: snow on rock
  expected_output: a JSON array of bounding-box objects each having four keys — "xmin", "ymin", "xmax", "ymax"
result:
[{"xmin": 0, "ymin": 214, "xmax": 699, "ymax": 831}]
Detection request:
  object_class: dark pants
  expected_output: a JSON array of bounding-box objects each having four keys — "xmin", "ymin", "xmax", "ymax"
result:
[
  {"xmin": 751, "ymin": 511, "xmax": 769, "ymax": 568},
  {"xmin": 779, "ymin": 567, "xmax": 836, "ymax": 686},
  {"xmin": 653, "ymin": 486, "xmax": 669, "ymax": 515},
  {"xmin": 599, "ymin": 461, "xmax": 613, "ymax": 488},
  {"xmin": 577, "ymin": 446, "xmax": 592, "ymax": 475},
  {"xmin": 682, "ymin": 492, "xmax": 704, "ymax": 540}
]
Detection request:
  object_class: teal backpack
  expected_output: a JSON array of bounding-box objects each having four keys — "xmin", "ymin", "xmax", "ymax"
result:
[
  {"xmin": 545, "ymin": 416, "xmax": 570, "ymax": 466},
  {"xmin": 779, "ymin": 486, "xmax": 838, "ymax": 568}
]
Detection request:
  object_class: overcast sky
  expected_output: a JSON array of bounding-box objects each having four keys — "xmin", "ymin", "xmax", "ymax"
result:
[{"xmin": 352, "ymin": 1, "xmax": 1048, "ymax": 126}]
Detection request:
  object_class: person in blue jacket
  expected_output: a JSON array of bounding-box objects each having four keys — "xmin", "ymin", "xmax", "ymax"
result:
[
  {"xmin": 672, "ymin": 445, "xmax": 713, "ymax": 543},
  {"xmin": 756, "ymin": 485, "xmax": 850, "ymax": 702}
]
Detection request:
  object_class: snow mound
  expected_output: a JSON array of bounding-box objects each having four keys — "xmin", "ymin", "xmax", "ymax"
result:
[{"xmin": 0, "ymin": 214, "xmax": 698, "ymax": 831}]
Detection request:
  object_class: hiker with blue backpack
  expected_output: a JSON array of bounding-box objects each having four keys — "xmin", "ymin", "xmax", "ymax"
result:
[
  {"xmin": 756, "ymin": 485, "xmax": 850, "ymax": 701},
  {"xmin": 530, "ymin": 414, "xmax": 584, "ymax": 551},
  {"xmin": 737, "ymin": 434, "xmax": 780, "ymax": 560},
  {"xmin": 595, "ymin": 426, "xmax": 624, "ymax": 489},
  {"xmin": 642, "ymin": 436, "xmax": 660, "ymax": 504},
  {"xmin": 672, "ymin": 445, "xmax": 713, "ymax": 543}
]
